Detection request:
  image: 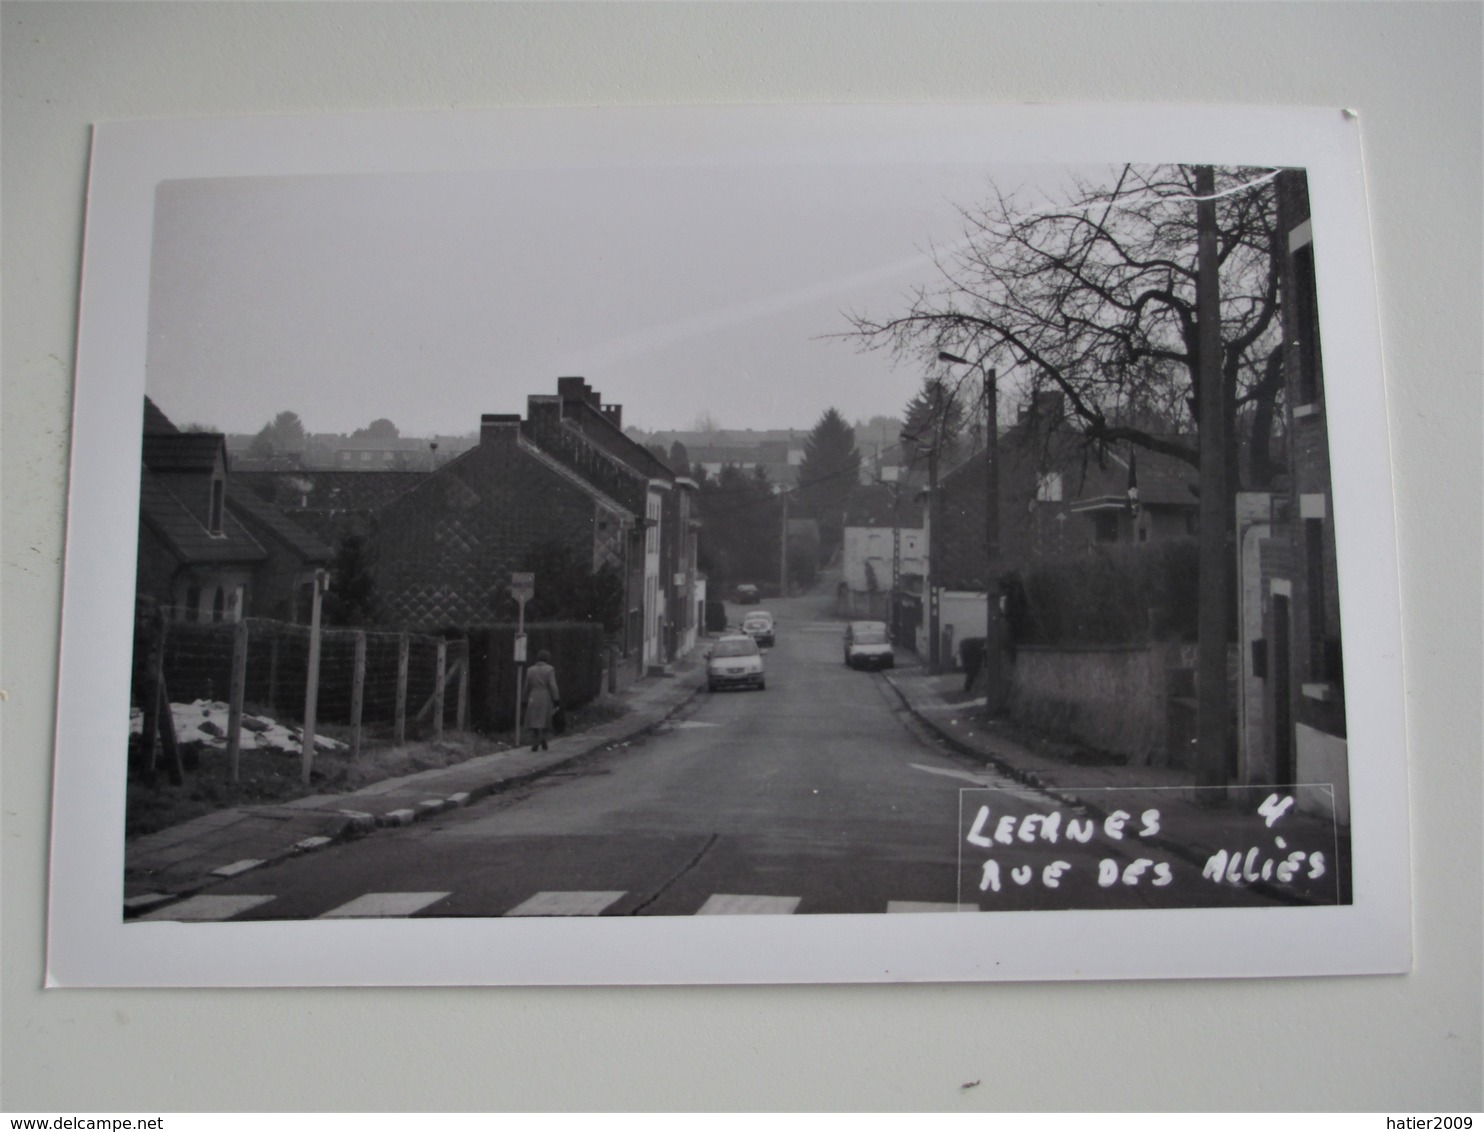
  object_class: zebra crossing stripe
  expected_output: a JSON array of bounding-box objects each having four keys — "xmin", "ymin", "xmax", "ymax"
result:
[
  {"xmin": 134, "ymin": 890, "xmax": 986, "ymax": 921},
  {"xmin": 886, "ymin": 901, "xmax": 971, "ymax": 913},
  {"xmin": 505, "ymin": 890, "xmax": 626, "ymax": 917},
  {"xmin": 137, "ymin": 894, "xmax": 276, "ymax": 922},
  {"xmin": 319, "ymin": 892, "xmax": 451, "ymax": 918},
  {"xmin": 696, "ymin": 894, "xmax": 801, "ymax": 915}
]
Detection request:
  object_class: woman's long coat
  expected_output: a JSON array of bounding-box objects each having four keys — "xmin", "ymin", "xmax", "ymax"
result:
[{"xmin": 524, "ymin": 662, "xmax": 560, "ymax": 730}]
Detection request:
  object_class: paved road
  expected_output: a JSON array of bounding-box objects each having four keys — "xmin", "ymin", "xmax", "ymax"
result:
[{"xmin": 148, "ymin": 595, "xmax": 1284, "ymax": 921}]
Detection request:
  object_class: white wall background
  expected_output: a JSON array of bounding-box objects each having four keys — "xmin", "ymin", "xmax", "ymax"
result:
[{"xmin": 3, "ymin": 1, "xmax": 1479, "ymax": 1112}]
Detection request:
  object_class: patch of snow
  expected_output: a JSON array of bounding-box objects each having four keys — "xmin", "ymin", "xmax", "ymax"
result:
[{"xmin": 128, "ymin": 700, "xmax": 346, "ymax": 756}]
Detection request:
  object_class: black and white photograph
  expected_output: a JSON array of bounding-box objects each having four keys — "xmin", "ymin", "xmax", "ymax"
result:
[{"xmin": 48, "ymin": 104, "xmax": 1409, "ymax": 986}]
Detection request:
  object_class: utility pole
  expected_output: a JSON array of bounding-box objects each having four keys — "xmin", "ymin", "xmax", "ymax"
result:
[
  {"xmin": 927, "ymin": 443, "xmax": 940, "ymax": 671},
  {"xmin": 891, "ymin": 483, "xmax": 901, "ymax": 635},
  {"xmin": 779, "ymin": 489, "xmax": 789, "ymax": 597},
  {"xmin": 981, "ymin": 366, "xmax": 1000, "ymax": 709},
  {"xmin": 1194, "ymin": 165, "xmax": 1230, "ymax": 794},
  {"xmin": 300, "ymin": 569, "xmax": 327, "ymax": 785},
  {"xmin": 940, "ymin": 352, "xmax": 1000, "ymax": 706}
]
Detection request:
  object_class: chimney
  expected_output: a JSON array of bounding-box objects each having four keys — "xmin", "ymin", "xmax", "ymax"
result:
[
  {"xmin": 556, "ymin": 376, "xmax": 589, "ymax": 404},
  {"xmin": 480, "ymin": 413, "xmax": 522, "ymax": 446},
  {"xmin": 601, "ymin": 404, "xmax": 623, "ymax": 431},
  {"xmin": 526, "ymin": 395, "xmax": 562, "ymax": 436}
]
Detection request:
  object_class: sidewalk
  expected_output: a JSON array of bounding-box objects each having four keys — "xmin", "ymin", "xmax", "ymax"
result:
[
  {"xmin": 883, "ymin": 657, "xmax": 1349, "ymax": 895},
  {"xmin": 123, "ymin": 647, "xmax": 708, "ymax": 917}
]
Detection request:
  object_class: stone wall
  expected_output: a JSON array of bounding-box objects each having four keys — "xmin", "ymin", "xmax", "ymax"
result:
[{"xmin": 1008, "ymin": 643, "xmax": 1176, "ymax": 764}]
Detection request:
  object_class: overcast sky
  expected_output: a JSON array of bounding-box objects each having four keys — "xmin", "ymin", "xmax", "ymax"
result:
[{"xmin": 144, "ymin": 161, "xmax": 1082, "ymax": 438}]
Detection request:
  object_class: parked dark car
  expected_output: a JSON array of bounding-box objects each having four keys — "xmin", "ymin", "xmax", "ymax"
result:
[
  {"xmin": 741, "ymin": 609, "xmax": 775, "ymax": 648},
  {"xmin": 735, "ymin": 584, "xmax": 761, "ymax": 605},
  {"xmin": 704, "ymin": 600, "xmax": 729, "ymax": 633}
]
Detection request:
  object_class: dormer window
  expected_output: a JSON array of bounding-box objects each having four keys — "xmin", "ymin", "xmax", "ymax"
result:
[{"xmin": 209, "ymin": 476, "xmax": 225, "ymax": 536}]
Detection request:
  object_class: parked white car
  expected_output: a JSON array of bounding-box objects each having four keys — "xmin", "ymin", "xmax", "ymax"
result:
[
  {"xmin": 844, "ymin": 620, "xmax": 894, "ymax": 670},
  {"xmin": 706, "ymin": 634, "xmax": 766, "ymax": 692}
]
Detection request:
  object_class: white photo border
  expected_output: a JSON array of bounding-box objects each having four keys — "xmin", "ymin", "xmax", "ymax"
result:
[{"xmin": 47, "ymin": 103, "xmax": 1410, "ymax": 987}]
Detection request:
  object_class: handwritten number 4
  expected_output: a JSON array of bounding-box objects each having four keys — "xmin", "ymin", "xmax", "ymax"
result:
[{"xmin": 1258, "ymin": 793, "xmax": 1295, "ymax": 828}]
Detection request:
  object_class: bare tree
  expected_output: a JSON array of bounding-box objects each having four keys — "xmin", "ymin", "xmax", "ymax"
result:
[{"xmin": 847, "ymin": 164, "xmax": 1287, "ymax": 486}]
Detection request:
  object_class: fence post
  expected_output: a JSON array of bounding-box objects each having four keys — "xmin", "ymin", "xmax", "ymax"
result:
[
  {"xmin": 394, "ymin": 631, "xmax": 409, "ymax": 745},
  {"xmin": 430, "ymin": 646, "xmax": 445, "ymax": 744},
  {"xmin": 267, "ymin": 636, "xmax": 279, "ymax": 711},
  {"xmin": 349, "ymin": 629, "xmax": 366, "ymax": 760},
  {"xmin": 226, "ymin": 618, "xmax": 250, "ymax": 783},
  {"xmin": 433, "ymin": 639, "xmax": 447, "ymax": 741},
  {"xmin": 141, "ymin": 611, "xmax": 168, "ymax": 775},
  {"xmin": 456, "ymin": 639, "xmax": 469, "ymax": 732},
  {"xmin": 301, "ymin": 571, "xmax": 325, "ymax": 786}
]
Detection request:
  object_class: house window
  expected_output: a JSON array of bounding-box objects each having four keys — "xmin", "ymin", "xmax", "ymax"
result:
[
  {"xmin": 1036, "ymin": 472, "xmax": 1063, "ymax": 502},
  {"xmin": 1291, "ymin": 236, "xmax": 1322, "ymax": 407},
  {"xmin": 1093, "ymin": 511, "xmax": 1118, "ymax": 543},
  {"xmin": 184, "ymin": 585, "xmax": 201, "ymax": 622},
  {"xmin": 211, "ymin": 586, "xmax": 226, "ymax": 623},
  {"xmin": 209, "ymin": 477, "xmax": 225, "ymax": 536}
]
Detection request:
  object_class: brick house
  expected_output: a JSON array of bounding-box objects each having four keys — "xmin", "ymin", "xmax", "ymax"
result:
[
  {"xmin": 1237, "ymin": 169, "xmax": 1349, "ymax": 822},
  {"xmin": 370, "ymin": 378, "xmax": 699, "ymax": 671},
  {"xmin": 136, "ymin": 398, "xmax": 332, "ymax": 624},
  {"xmin": 371, "ymin": 413, "xmax": 638, "ymax": 630},
  {"xmin": 924, "ymin": 393, "xmax": 1198, "ymax": 663}
]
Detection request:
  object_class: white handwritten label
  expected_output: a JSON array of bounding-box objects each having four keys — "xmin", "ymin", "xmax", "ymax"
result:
[{"xmin": 959, "ymin": 788, "xmax": 1343, "ymax": 910}]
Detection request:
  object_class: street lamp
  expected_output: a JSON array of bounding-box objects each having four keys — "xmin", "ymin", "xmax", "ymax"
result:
[
  {"xmin": 938, "ymin": 351, "xmax": 1001, "ymax": 708},
  {"xmin": 901, "ymin": 376, "xmax": 959, "ymax": 672}
]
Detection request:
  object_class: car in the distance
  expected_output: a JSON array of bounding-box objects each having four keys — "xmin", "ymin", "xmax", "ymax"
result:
[
  {"xmin": 844, "ymin": 620, "xmax": 894, "ymax": 670},
  {"xmin": 740, "ymin": 609, "xmax": 775, "ymax": 648},
  {"xmin": 735, "ymin": 584, "xmax": 761, "ymax": 605},
  {"xmin": 706, "ymin": 634, "xmax": 766, "ymax": 692}
]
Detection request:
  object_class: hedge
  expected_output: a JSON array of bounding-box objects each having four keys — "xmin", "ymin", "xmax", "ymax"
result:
[{"xmin": 1016, "ymin": 538, "xmax": 1200, "ymax": 647}]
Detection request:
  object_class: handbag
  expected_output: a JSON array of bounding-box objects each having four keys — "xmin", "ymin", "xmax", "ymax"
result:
[{"xmin": 551, "ymin": 704, "xmax": 567, "ymax": 735}]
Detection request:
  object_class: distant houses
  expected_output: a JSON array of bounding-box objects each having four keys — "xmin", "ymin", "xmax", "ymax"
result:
[
  {"xmin": 224, "ymin": 430, "xmax": 478, "ymax": 473},
  {"xmin": 634, "ymin": 429, "xmax": 805, "ymax": 490}
]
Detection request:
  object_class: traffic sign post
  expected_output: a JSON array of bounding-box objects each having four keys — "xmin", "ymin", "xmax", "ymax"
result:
[{"xmin": 511, "ymin": 573, "xmax": 534, "ymax": 744}]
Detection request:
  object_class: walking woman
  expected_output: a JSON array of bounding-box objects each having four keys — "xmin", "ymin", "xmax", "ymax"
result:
[{"xmin": 524, "ymin": 649, "xmax": 561, "ymax": 750}]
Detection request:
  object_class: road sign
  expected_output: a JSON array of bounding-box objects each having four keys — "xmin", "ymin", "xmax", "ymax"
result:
[{"xmin": 511, "ymin": 571, "xmax": 535, "ymax": 603}]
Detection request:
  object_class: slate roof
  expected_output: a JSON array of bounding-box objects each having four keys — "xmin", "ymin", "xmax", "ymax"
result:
[
  {"xmin": 139, "ymin": 469, "xmax": 267, "ymax": 565},
  {"xmin": 1068, "ymin": 445, "xmax": 1198, "ymax": 511},
  {"xmin": 143, "ymin": 397, "xmax": 179, "ymax": 436},
  {"xmin": 564, "ymin": 406, "xmax": 673, "ymax": 482},
  {"xmin": 225, "ymin": 483, "xmax": 333, "ymax": 563},
  {"xmin": 234, "ymin": 470, "xmax": 430, "ymax": 514},
  {"xmin": 141, "ymin": 432, "xmax": 227, "ymax": 475}
]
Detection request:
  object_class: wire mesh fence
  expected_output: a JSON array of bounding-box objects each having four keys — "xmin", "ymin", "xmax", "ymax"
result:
[{"xmin": 134, "ymin": 612, "xmax": 470, "ymax": 782}]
